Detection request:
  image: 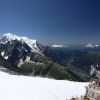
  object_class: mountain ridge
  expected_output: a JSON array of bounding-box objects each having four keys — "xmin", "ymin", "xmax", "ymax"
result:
[{"xmin": 0, "ymin": 33, "xmax": 90, "ymax": 81}]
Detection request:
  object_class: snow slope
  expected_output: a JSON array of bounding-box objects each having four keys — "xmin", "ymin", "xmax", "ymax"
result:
[{"xmin": 0, "ymin": 71, "xmax": 88, "ymax": 100}]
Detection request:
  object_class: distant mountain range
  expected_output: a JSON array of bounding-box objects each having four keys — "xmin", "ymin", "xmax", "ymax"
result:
[
  {"xmin": 86, "ymin": 43, "xmax": 99, "ymax": 48},
  {"xmin": 0, "ymin": 33, "xmax": 100, "ymax": 82},
  {"xmin": 51, "ymin": 43, "xmax": 100, "ymax": 48}
]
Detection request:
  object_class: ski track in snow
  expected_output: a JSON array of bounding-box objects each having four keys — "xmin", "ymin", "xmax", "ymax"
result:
[{"xmin": 0, "ymin": 71, "xmax": 89, "ymax": 100}]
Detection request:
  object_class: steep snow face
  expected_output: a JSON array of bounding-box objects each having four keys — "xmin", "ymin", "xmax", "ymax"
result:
[
  {"xmin": 1, "ymin": 52, "xmax": 4, "ymax": 56},
  {"xmin": 0, "ymin": 33, "xmax": 42, "ymax": 54},
  {"xmin": 1, "ymin": 52, "xmax": 8, "ymax": 59},
  {"xmin": 0, "ymin": 71, "xmax": 88, "ymax": 100},
  {"xmin": 4, "ymin": 56, "xmax": 8, "ymax": 60}
]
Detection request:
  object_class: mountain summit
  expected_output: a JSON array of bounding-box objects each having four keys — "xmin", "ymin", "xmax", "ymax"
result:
[
  {"xmin": 1, "ymin": 33, "xmax": 36, "ymax": 43},
  {"xmin": 0, "ymin": 33, "xmax": 42, "ymax": 54},
  {"xmin": 0, "ymin": 33, "xmax": 45, "ymax": 68}
]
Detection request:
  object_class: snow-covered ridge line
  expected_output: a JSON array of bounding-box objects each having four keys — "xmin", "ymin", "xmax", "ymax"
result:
[
  {"xmin": 2, "ymin": 33, "xmax": 35, "ymax": 40},
  {"xmin": 0, "ymin": 33, "xmax": 42, "ymax": 54},
  {"xmin": 1, "ymin": 33, "xmax": 36, "ymax": 44},
  {"xmin": 0, "ymin": 71, "xmax": 88, "ymax": 100}
]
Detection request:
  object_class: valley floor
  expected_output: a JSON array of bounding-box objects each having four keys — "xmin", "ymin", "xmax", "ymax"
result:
[{"xmin": 0, "ymin": 71, "xmax": 88, "ymax": 100}]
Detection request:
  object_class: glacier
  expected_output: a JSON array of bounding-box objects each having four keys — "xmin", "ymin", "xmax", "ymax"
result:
[
  {"xmin": 0, "ymin": 33, "xmax": 42, "ymax": 54},
  {"xmin": 0, "ymin": 71, "xmax": 88, "ymax": 100}
]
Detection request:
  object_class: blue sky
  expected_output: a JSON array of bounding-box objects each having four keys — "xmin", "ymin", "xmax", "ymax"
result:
[{"xmin": 0, "ymin": 0, "xmax": 100, "ymax": 44}]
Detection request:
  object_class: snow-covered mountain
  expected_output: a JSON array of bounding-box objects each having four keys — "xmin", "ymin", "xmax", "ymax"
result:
[
  {"xmin": 0, "ymin": 33, "xmax": 41, "ymax": 54},
  {"xmin": 86, "ymin": 43, "xmax": 99, "ymax": 48},
  {"xmin": 52, "ymin": 45, "xmax": 64, "ymax": 48},
  {"xmin": 0, "ymin": 33, "xmax": 46, "ymax": 68},
  {"xmin": 0, "ymin": 71, "xmax": 88, "ymax": 100}
]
